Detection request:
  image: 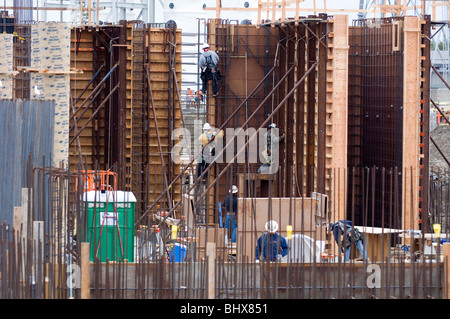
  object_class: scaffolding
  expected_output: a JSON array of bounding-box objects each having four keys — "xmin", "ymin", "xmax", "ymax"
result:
[{"xmin": 1, "ymin": 0, "xmax": 450, "ymax": 301}]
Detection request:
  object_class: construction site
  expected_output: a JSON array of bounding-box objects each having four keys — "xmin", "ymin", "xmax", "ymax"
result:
[{"xmin": 0, "ymin": 0, "xmax": 450, "ymax": 301}]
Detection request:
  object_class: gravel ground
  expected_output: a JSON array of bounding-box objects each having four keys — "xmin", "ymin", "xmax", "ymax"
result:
[{"xmin": 430, "ymin": 125, "xmax": 450, "ymax": 172}]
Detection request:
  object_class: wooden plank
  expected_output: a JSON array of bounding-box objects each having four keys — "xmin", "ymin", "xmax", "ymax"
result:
[
  {"xmin": 330, "ymin": 15, "xmax": 349, "ymax": 221},
  {"xmin": 402, "ymin": 16, "xmax": 421, "ymax": 231},
  {"xmin": 81, "ymin": 243, "xmax": 90, "ymax": 299},
  {"xmin": 144, "ymin": 25, "xmax": 183, "ymax": 208},
  {"xmin": 445, "ymin": 243, "xmax": 450, "ymax": 299},
  {"xmin": 207, "ymin": 242, "xmax": 216, "ymax": 299},
  {"xmin": 205, "ymin": 19, "xmax": 218, "ymax": 224}
]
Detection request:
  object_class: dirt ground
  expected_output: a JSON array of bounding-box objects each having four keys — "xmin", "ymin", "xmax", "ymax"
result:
[{"xmin": 430, "ymin": 125, "xmax": 450, "ymax": 171}]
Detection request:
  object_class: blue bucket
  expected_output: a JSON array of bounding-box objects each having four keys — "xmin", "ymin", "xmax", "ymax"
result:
[{"xmin": 170, "ymin": 243, "xmax": 187, "ymax": 262}]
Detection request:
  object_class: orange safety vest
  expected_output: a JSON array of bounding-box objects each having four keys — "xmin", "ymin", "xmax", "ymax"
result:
[{"xmin": 195, "ymin": 91, "xmax": 203, "ymax": 101}]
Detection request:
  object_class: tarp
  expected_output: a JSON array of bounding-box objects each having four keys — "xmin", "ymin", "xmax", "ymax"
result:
[{"xmin": 288, "ymin": 234, "xmax": 324, "ymax": 263}]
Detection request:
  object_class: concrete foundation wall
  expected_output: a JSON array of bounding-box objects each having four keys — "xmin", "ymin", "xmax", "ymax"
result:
[{"xmin": 87, "ymin": 262, "xmax": 444, "ymax": 299}]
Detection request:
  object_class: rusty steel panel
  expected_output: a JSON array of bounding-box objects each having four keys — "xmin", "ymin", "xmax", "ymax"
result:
[
  {"xmin": 214, "ymin": 22, "xmax": 279, "ymax": 201},
  {"xmin": 212, "ymin": 17, "xmax": 332, "ymax": 203},
  {"xmin": 348, "ymin": 18, "xmax": 405, "ymax": 228}
]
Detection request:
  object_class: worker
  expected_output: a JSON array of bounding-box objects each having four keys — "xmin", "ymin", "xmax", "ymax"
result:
[
  {"xmin": 199, "ymin": 43, "xmax": 219, "ymax": 97},
  {"xmin": 223, "ymin": 185, "xmax": 238, "ymax": 243},
  {"xmin": 194, "ymin": 90, "xmax": 203, "ymax": 104},
  {"xmin": 327, "ymin": 220, "xmax": 369, "ymax": 262},
  {"xmin": 186, "ymin": 88, "xmax": 194, "ymax": 105},
  {"xmin": 255, "ymin": 220, "xmax": 288, "ymax": 262},
  {"xmin": 197, "ymin": 122, "xmax": 223, "ymax": 181},
  {"xmin": 257, "ymin": 123, "xmax": 285, "ymax": 174}
]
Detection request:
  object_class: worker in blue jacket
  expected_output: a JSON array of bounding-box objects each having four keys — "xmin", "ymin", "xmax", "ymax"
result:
[{"xmin": 255, "ymin": 220, "xmax": 288, "ymax": 262}]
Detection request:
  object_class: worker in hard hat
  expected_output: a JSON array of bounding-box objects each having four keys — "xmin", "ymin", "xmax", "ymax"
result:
[
  {"xmin": 223, "ymin": 185, "xmax": 238, "ymax": 243},
  {"xmin": 255, "ymin": 220, "xmax": 288, "ymax": 262},
  {"xmin": 199, "ymin": 43, "xmax": 220, "ymax": 97},
  {"xmin": 186, "ymin": 88, "xmax": 195, "ymax": 106},
  {"xmin": 327, "ymin": 220, "xmax": 369, "ymax": 262},
  {"xmin": 257, "ymin": 123, "xmax": 285, "ymax": 174},
  {"xmin": 194, "ymin": 90, "xmax": 203, "ymax": 104},
  {"xmin": 197, "ymin": 122, "xmax": 223, "ymax": 181}
]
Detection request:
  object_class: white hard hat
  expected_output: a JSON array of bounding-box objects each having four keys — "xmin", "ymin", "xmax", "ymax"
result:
[
  {"xmin": 230, "ymin": 185, "xmax": 238, "ymax": 194},
  {"xmin": 268, "ymin": 123, "xmax": 277, "ymax": 129},
  {"xmin": 203, "ymin": 123, "xmax": 211, "ymax": 130},
  {"xmin": 202, "ymin": 43, "xmax": 210, "ymax": 50},
  {"xmin": 265, "ymin": 220, "xmax": 279, "ymax": 233}
]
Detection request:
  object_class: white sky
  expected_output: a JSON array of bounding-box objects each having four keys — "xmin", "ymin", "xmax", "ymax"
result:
[{"xmin": 2, "ymin": 0, "xmax": 447, "ymax": 25}]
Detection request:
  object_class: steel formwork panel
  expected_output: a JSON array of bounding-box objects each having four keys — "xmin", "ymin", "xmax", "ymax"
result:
[
  {"xmin": 348, "ymin": 19, "xmax": 405, "ymax": 228},
  {"xmin": 69, "ymin": 24, "xmax": 183, "ymax": 219},
  {"xmin": 205, "ymin": 17, "xmax": 333, "ymax": 224},
  {"xmin": 347, "ymin": 17, "xmax": 430, "ymax": 230}
]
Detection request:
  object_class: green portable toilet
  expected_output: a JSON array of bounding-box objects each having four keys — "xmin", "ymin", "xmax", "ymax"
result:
[{"xmin": 83, "ymin": 190, "xmax": 136, "ymax": 262}]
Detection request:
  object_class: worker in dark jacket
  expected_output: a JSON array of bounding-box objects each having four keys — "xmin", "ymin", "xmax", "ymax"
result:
[
  {"xmin": 255, "ymin": 220, "xmax": 288, "ymax": 262},
  {"xmin": 199, "ymin": 43, "xmax": 219, "ymax": 97},
  {"xmin": 223, "ymin": 185, "xmax": 238, "ymax": 243}
]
